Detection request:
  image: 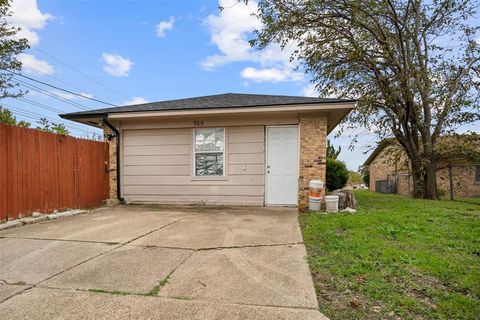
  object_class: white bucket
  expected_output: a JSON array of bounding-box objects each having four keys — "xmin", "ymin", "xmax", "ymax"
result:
[
  {"xmin": 325, "ymin": 195, "xmax": 339, "ymax": 213},
  {"xmin": 309, "ymin": 180, "xmax": 324, "ymax": 198},
  {"xmin": 309, "ymin": 180, "xmax": 324, "ymax": 189},
  {"xmin": 309, "ymin": 196, "xmax": 322, "ymax": 211}
]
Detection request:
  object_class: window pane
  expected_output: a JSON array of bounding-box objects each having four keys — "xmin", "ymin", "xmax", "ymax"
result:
[
  {"xmin": 195, "ymin": 153, "xmax": 223, "ymax": 176},
  {"xmin": 195, "ymin": 128, "xmax": 215, "ymax": 141},
  {"xmin": 195, "ymin": 128, "xmax": 224, "ymax": 152},
  {"xmin": 215, "ymin": 128, "xmax": 224, "ymax": 151},
  {"xmin": 476, "ymin": 165, "xmax": 480, "ymax": 182}
]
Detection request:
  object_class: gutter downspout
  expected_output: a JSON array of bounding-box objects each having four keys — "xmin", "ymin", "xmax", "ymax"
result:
[{"xmin": 102, "ymin": 114, "xmax": 125, "ymax": 204}]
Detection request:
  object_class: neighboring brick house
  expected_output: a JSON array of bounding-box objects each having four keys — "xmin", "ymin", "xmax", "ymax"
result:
[
  {"xmin": 61, "ymin": 93, "xmax": 355, "ymax": 207},
  {"xmin": 364, "ymin": 139, "xmax": 480, "ymax": 198}
]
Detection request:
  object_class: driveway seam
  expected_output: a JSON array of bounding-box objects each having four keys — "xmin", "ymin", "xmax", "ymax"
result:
[
  {"xmin": 129, "ymin": 241, "xmax": 305, "ymax": 251},
  {"xmin": 0, "ymin": 236, "xmax": 122, "ymax": 245},
  {"xmin": 15, "ymin": 285, "xmax": 321, "ymax": 313},
  {"xmin": 0, "ymin": 216, "xmax": 188, "ymax": 305},
  {"xmin": 155, "ymin": 250, "xmax": 196, "ymax": 295}
]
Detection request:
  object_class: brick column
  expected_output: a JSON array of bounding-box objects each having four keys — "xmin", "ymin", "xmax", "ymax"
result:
[
  {"xmin": 298, "ymin": 113, "xmax": 327, "ymax": 208},
  {"xmin": 103, "ymin": 126, "xmax": 120, "ymax": 204}
]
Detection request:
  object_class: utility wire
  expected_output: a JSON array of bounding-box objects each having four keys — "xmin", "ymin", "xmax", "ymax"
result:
[
  {"xmin": 9, "ymin": 71, "xmax": 118, "ymax": 107},
  {"xmin": 17, "ymin": 97, "xmax": 65, "ymax": 114},
  {"xmin": 32, "ymin": 47, "xmax": 130, "ymax": 99},
  {"xmin": 4, "ymin": 104, "xmax": 100, "ymax": 135},
  {"xmin": 14, "ymin": 79, "xmax": 91, "ymax": 111},
  {"xmin": 6, "ymin": 105, "xmax": 97, "ymax": 133},
  {"xmin": 21, "ymin": 64, "xmax": 105, "ymax": 97}
]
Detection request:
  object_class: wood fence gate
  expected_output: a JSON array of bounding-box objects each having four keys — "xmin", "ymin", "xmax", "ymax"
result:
[{"xmin": 0, "ymin": 123, "xmax": 109, "ymax": 221}]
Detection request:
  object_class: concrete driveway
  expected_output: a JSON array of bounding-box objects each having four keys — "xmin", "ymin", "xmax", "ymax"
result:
[{"xmin": 0, "ymin": 206, "xmax": 326, "ymax": 319}]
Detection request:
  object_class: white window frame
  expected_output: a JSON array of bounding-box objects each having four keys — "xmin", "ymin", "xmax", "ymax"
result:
[{"xmin": 192, "ymin": 128, "xmax": 226, "ymax": 178}]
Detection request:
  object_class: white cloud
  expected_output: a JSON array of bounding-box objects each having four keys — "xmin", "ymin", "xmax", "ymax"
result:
[
  {"xmin": 124, "ymin": 97, "xmax": 148, "ymax": 105},
  {"xmin": 302, "ymin": 83, "xmax": 319, "ymax": 97},
  {"xmin": 8, "ymin": 0, "xmax": 53, "ymax": 46},
  {"xmin": 202, "ymin": 0, "xmax": 302, "ymax": 84},
  {"xmin": 18, "ymin": 53, "xmax": 55, "ymax": 75},
  {"xmin": 102, "ymin": 53, "xmax": 133, "ymax": 77},
  {"xmin": 50, "ymin": 90, "xmax": 93, "ymax": 101},
  {"xmin": 156, "ymin": 16, "xmax": 174, "ymax": 38},
  {"xmin": 241, "ymin": 67, "xmax": 302, "ymax": 83},
  {"xmin": 202, "ymin": 0, "xmax": 261, "ymax": 70}
]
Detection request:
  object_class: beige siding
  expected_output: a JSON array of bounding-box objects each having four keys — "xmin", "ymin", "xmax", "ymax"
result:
[{"xmin": 122, "ymin": 125, "xmax": 266, "ymax": 205}]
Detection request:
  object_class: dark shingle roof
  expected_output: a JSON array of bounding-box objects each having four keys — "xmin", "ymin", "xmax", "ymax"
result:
[{"xmin": 60, "ymin": 93, "xmax": 355, "ymax": 119}]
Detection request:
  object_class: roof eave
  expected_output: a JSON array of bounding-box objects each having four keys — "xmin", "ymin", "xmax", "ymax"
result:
[
  {"xmin": 59, "ymin": 113, "xmax": 105, "ymax": 128},
  {"xmin": 106, "ymin": 102, "xmax": 356, "ymax": 120}
]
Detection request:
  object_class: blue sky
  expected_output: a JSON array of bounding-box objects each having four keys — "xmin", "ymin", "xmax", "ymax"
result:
[{"xmin": 4, "ymin": 0, "xmax": 478, "ymax": 171}]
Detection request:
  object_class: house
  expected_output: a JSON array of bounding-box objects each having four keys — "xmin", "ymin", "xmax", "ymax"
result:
[
  {"xmin": 61, "ymin": 93, "xmax": 355, "ymax": 207},
  {"xmin": 363, "ymin": 139, "xmax": 480, "ymax": 198}
]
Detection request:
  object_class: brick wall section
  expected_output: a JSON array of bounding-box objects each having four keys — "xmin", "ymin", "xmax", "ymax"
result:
[
  {"xmin": 437, "ymin": 165, "xmax": 480, "ymax": 198},
  {"xmin": 369, "ymin": 145, "xmax": 410, "ymax": 192},
  {"xmin": 298, "ymin": 113, "xmax": 327, "ymax": 208},
  {"xmin": 369, "ymin": 144, "xmax": 480, "ymax": 198},
  {"xmin": 103, "ymin": 126, "xmax": 118, "ymax": 202}
]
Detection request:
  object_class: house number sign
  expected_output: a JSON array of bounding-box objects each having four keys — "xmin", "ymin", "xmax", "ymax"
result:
[{"xmin": 193, "ymin": 120, "xmax": 204, "ymax": 126}]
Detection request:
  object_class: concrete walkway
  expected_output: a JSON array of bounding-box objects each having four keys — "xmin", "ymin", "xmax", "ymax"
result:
[{"xmin": 0, "ymin": 206, "xmax": 327, "ymax": 319}]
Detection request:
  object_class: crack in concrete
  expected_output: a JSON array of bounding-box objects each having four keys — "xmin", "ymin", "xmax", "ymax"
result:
[
  {"xmin": 0, "ymin": 216, "xmax": 189, "ymax": 305},
  {"xmin": 129, "ymin": 241, "xmax": 305, "ymax": 251},
  {"xmin": 14, "ymin": 285, "xmax": 321, "ymax": 313},
  {"xmin": 0, "ymin": 210, "xmax": 316, "ymax": 316},
  {"xmin": 153, "ymin": 250, "xmax": 195, "ymax": 295},
  {"xmin": 0, "ymin": 236, "xmax": 122, "ymax": 245}
]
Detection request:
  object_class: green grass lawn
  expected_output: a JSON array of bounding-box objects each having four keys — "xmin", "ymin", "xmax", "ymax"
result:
[{"xmin": 300, "ymin": 190, "xmax": 480, "ymax": 320}]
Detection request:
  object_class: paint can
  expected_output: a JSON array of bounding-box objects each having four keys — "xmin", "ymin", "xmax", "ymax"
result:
[
  {"xmin": 309, "ymin": 180, "xmax": 324, "ymax": 198},
  {"xmin": 308, "ymin": 196, "xmax": 322, "ymax": 211},
  {"xmin": 325, "ymin": 195, "xmax": 340, "ymax": 213}
]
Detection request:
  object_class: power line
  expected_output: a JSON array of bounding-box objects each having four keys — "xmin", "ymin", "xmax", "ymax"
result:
[
  {"xmin": 32, "ymin": 47, "xmax": 130, "ymax": 99},
  {"xmin": 14, "ymin": 79, "xmax": 91, "ymax": 111},
  {"xmin": 3, "ymin": 104, "xmax": 100, "ymax": 135},
  {"xmin": 22, "ymin": 64, "xmax": 105, "ymax": 97},
  {"xmin": 10, "ymin": 71, "xmax": 119, "ymax": 107},
  {"xmin": 8, "ymin": 108, "xmax": 99, "ymax": 134},
  {"xmin": 18, "ymin": 97, "xmax": 64, "ymax": 114}
]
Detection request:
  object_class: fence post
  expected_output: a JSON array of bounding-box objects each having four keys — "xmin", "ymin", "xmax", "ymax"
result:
[{"xmin": 448, "ymin": 163, "xmax": 454, "ymax": 201}]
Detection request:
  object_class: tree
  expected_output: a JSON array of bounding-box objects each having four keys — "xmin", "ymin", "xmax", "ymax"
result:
[
  {"xmin": 36, "ymin": 117, "xmax": 70, "ymax": 135},
  {"xmin": 325, "ymin": 139, "xmax": 349, "ymax": 189},
  {"xmin": 0, "ymin": 0, "xmax": 29, "ymax": 100},
  {"xmin": 348, "ymin": 171, "xmax": 362, "ymax": 184},
  {"xmin": 327, "ymin": 140, "xmax": 341, "ymax": 160},
  {"xmin": 360, "ymin": 165, "xmax": 370, "ymax": 187},
  {"xmin": 0, "ymin": 106, "xmax": 30, "ymax": 127},
  {"xmin": 251, "ymin": 0, "xmax": 480, "ymax": 199},
  {"xmin": 326, "ymin": 158, "xmax": 349, "ymax": 191}
]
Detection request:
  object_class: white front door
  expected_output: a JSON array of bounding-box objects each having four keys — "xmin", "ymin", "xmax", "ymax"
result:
[{"xmin": 266, "ymin": 126, "xmax": 299, "ymax": 205}]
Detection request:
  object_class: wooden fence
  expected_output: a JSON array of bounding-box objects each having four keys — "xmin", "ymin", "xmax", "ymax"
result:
[{"xmin": 0, "ymin": 123, "xmax": 109, "ymax": 221}]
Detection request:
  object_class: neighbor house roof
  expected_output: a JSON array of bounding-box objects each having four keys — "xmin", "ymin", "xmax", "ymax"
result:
[
  {"xmin": 60, "ymin": 93, "xmax": 355, "ymax": 118},
  {"xmin": 363, "ymin": 138, "xmax": 396, "ymax": 166}
]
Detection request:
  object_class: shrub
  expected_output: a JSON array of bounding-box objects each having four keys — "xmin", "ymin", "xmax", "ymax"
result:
[
  {"xmin": 326, "ymin": 158, "xmax": 349, "ymax": 191},
  {"xmin": 361, "ymin": 166, "xmax": 370, "ymax": 187}
]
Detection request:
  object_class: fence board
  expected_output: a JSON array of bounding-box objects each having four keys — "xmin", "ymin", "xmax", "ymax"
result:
[
  {"xmin": 0, "ymin": 125, "xmax": 7, "ymax": 221},
  {"xmin": 0, "ymin": 123, "xmax": 109, "ymax": 221}
]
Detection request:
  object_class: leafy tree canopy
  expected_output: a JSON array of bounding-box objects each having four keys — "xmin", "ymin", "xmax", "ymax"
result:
[
  {"xmin": 250, "ymin": 0, "xmax": 480, "ymax": 199},
  {"xmin": 36, "ymin": 117, "xmax": 70, "ymax": 135},
  {"xmin": 0, "ymin": 0, "xmax": 28, "ymax": 99},
  {"xmin": 327, "ymin": 139, "xmax": 341, "ymax": 159},
  {"xmin": 0, "ymin": 106, "xmax": 30, "ymax": 127},
  {"xmin": 326, "ymin": 158, "xmax": 349, "ymax": 191}
]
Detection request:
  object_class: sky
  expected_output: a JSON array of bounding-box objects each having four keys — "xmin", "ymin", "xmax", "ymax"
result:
[{"xmin": 3, "ymin": 0, "xmax": 478, "ymax": 171}]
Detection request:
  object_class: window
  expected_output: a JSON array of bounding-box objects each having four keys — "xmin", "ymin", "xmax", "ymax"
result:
[
  {"xmin": 194, "ymin": 128, "xmax": 225, "ymax": 176},
  {"xmin": 476, "ymin": 165, "xmax": 480, "ymax": 183}
]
